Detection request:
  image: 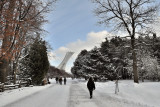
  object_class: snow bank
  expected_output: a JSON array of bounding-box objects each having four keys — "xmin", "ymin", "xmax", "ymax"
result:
[{"xmin": 93, "ymin": 80, "xmax": 160, "ymax": 107}]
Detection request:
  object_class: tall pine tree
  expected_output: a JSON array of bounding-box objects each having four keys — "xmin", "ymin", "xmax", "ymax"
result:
[{"xmin": 20, "ymin": 36, "xmax": 49, "ymax": 85}]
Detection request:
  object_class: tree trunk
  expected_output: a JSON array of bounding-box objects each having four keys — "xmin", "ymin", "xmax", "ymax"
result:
[
  {"xmin": 142, "ymin": 76, "xmax": 144, "ymax": 82},
  {"xmin": 141, "ymin": 71, "xmax": 144, "ymax": 82},
  {"xmin": 131, "ymin": 36, "xmax": 139, "ymax": 83},
  {"xmin": 13, "ymin": 62, "xmax": 18, "ymax": 84},
  {"xmin": 0, "ymin": 0, "xmax": 16, "ymax": 83},
  {"xmin": 0, "ymin": 59, "xmax": 8, "ymax": 83}
]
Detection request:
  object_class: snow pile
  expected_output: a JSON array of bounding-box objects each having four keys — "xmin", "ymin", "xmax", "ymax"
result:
[{"xmin": 93, "ymin": 80, "xmax": 160, "ymax": 107}]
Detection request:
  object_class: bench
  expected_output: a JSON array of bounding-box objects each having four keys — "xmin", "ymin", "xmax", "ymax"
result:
[
  {"xmin": 0, "ymin": 83, "xmax": 21, "ymax": 92},
  {"xmin": 15, "ymin": 84, "xmax": 21, "ymax": 88},
  {"xmin": 4, "ymin": 85, "xmax": 14, "ymax": 90},
  {"xmin": 4, "ymin": 84, "xmax": 20, "ymax": 90},
  {"xmin": 20, "ymin": 81, "xmax": 29, "ymax": 87}
]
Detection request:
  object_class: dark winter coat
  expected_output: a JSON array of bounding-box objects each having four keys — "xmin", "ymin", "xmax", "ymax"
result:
[
  {"xmin": 87, "ymin": 78, "xmax": 95, "ymax": 91},
  {"xmin": 55, "ymin": 77, "xmax": 58, "ymax": 81},
  {"xmin": 59, "ymin": 78, "xmax": 62, "ymax": 82},
  {"xmin": 64, "ymin": 78, "xmax": 66, "ymax": 82}
]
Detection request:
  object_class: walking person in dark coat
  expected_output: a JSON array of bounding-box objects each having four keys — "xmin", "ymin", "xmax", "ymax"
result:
[
  {"xmin": 59, "ymin": 77, "xmax": 62, "ymax": 85},
  {"xmin": 87, "ymin": 77, "xmax": 95, "ymax": 99},
  {"xmin": 64, "ymin": 77, "xmax": 67, "ymax": 85},
  {"xmin": 55, "ymin": 77, "xmax": 58, "ymax": 84}
]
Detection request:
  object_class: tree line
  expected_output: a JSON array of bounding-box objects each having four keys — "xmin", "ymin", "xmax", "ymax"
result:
[
  {"xmin": 48, "ymin": 66, "xmax": 72, "ymax": 78},
  {"xmin": 90, "ymin": 0, "xmax": 160, "ymax": 83},
  {"xmin": 71, "ymin": 35, "xmax": 160, "ymax": 82}
]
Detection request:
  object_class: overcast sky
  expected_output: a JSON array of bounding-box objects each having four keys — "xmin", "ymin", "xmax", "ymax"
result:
[{"xmin": 43, "ymin": 0, "xmax": 160, "ymax": 73}]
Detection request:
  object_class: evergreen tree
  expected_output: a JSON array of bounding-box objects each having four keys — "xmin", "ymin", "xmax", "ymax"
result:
[
  {"xmin": 100, "ymin": 37, "xmax": 110, "ymax": 57},
  {"xmin": 100, "ymin": 37, "xmax": 131, "ymax": 80},
  {"xmin": 72, "ymin": 35, "xmax": 160, "ymax": 82},
  {"xmin": 136, "ymin": 35, "xmax": 160, "ymax": 81},
  {"xmin": 20, "ymin": 37, "xmax": 49, "ymax": 85},
  {"xmin": 71, "ymin": 49, "xmax": 88, "ymax": 78},
  {"xmin": 82, "ymin": 47, "xmax": 111, "ymax": 80}
]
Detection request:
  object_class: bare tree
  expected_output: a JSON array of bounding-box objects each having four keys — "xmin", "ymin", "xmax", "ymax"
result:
[{"xmin": 92, "ymin": 0, "xmax": 159, "ymax": 83}]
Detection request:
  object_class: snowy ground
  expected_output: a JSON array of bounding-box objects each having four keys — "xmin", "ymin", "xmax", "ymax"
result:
[
  {"xmin": 76, "ymin": 80, "xmax": 160, "ymax": 107},
  {"xmin": 0, "ymin": 78, "xmax": 160, "ymax": 107}
]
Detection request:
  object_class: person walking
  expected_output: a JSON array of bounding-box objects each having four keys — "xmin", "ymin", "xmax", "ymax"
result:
[
  {"xmin": 55, "ymin": 77, "xmax": 58, "ymax": 84},
  {"xmin": 59, "ymin": 77, "xmax": 62, "ymax": 85},
  {"xmin": 87, "ymin": 77, "xmax": 95, "ymax": 99},
  {"xmin": 64, "ymin": 77, "xmax": 67, "ymax": 85}
]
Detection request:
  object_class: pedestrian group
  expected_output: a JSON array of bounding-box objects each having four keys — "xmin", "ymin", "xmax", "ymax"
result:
[{"xmin": 55, "ymin": 76, "xmax": 67, "ymax": 85}]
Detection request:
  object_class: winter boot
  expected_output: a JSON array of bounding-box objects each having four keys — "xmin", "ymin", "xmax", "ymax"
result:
[{"xmin": 90, "ymin": 96, "xmax": 92, "ymax": 99}]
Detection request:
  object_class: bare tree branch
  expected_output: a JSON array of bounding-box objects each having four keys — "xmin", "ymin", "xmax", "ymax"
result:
[{"xmin": 92, "ymin": 0, "xmax": 160, "ymax": 83}]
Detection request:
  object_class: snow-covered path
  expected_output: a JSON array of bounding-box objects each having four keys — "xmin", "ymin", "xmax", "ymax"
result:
[
  {"xmin": 1, "ymin": 79, "xmax": 160, "ymax": 107},
  {"xmin": 69, "ymin": 80, "xmax": 101, "ymax": 107},
  {"xmin": 69, "ymin": 80, "xmax": 149, "ymax": 107},
  {"xmin": 3, "ymin": 80, "xmax": 71, "ymax": 107}
]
